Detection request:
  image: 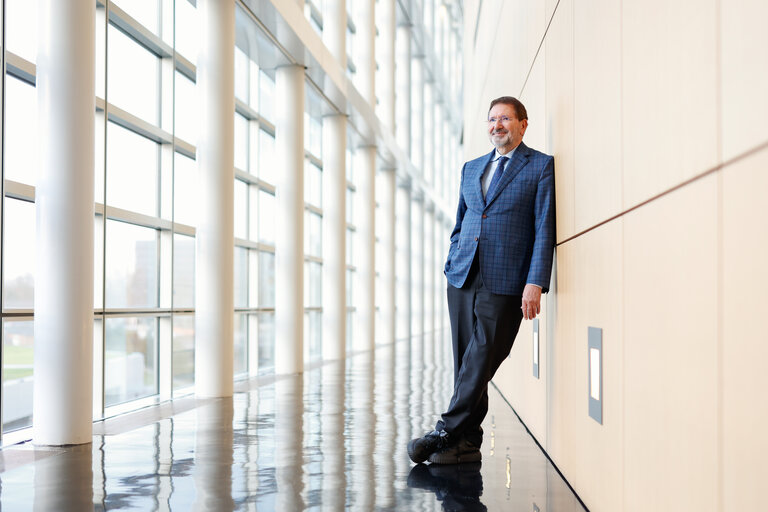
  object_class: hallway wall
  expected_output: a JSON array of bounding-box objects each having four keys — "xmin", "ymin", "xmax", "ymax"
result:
[{"xmin": 463, "ymin": 1, "xmax": 768, "ymax": 510}]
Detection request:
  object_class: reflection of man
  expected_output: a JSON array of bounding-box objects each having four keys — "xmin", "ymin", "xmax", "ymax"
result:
[
  {"xmin": 407, "ymin": 462, "xmax": 486, "ymax": 512},
  {"xmin": 408, "ymin": 97, "xmax": 555, "ymax": 464}
]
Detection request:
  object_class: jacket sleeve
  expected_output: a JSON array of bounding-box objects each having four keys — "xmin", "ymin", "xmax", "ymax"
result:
[
  {"xmin": 445, "ymin": 163, "xmax": 468, "ymax": 270},
  {"xmin": 525, "ymin": 156, "xmax": 556, "ymax": 293}
]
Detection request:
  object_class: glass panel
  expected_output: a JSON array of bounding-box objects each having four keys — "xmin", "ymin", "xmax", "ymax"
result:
[
  {"xmin": 112, "ymin": 0, "xmax": 159, "ymax": 34},
  {"xmin": 174, "ymin": 71, "xmax": 198, "ymax": 144},
  {"xmin": 346, "ymin": 188, "xmax": 354, "ymax": 224},
  {"xmin": 258, "ymin": 190, "xmax": 276, "ymax": 245},
  {"xmin": 175, "ymin": 0, "xmax": 198, "ymax": 60},
  {"xmin": 107, "ymin": 24, "xmax": 159, "ymax": 124},
  {"xmin": 174, "ymin": 152, "xmax": 197, "ymax": 226},
  {"xmin": 173, "ymin": 234, "xmax": 195, "ymax": 308},
  {"xmin": 304, "ymin": 261, "xmax": 322, "ymax": 308},
  {"xmin": 235, "ymin": 114, "xmax": 248, "ymax": 171},
  {"xmin": 304, "ymin": 311, "xmax": 322, "ymax": 363},
  {"xmin": 105, "ymin": 220, "xmax": 158, "ymax": 308},
  {"xmin": 234, "ymin": 313, "xmax": 247, "ymax": 375},
  {"xmin": 234, "ymin": 246, "xmax": 248, "ymax": 308},
  {"xmin": 304, "ymin": 160, "xmax": 322, "ymax": 208},
  {"xmin": 346, "ymin": 228, "xmax": 355, "ymax": 266},
  {"xmin": 304, "ymin": 211, "xmax": 322, "ymax": 259},
  {"xmin": 172, "ymin": 315, "xmax": 195, "ymax": 395},
  {"xmin": 234, "ymin": 179, "xmax": 248, "ymax": 240},
  {"xmin": 6, "ymin": 0, "xmax": 37, "ymax": 63},
  {"xmin": 4, "ymin": 76, "xmax": 38, "ymax": 186},
  {"xmin": 105, "ymin": 316, "xmax": 158, "ymax": 406},
  {"xmin": 258, "ymin": 252, "xmax": 275, "ymax": 308},
  {"xmin": 2, "ymin": 320, "xmax": 34, "ymax": 432},
  {"xmin": 234, "ymin": 46, "xmax": 249, "ymax": 102},
  {"xmin": 346, "ymin": 269, "xmax": 354, "ymax": 307},
  {"xmin": 248, "ymin": 186, "xmax": 259, "ymax": 241},
  {"xmin": 3, "ymin": 199, "xmax": 35, "ymax": 309},
  {"xmin": 258, "ymin": 312, "xmax": 275, "ymax": 370},
  {"xmin": 258, "ymin": 71, "xmax": 275, "ymax": 123},
  {"xmin": 258, "ymin": 129, "xmax": 276, "ymax": 185},
  {"xmin": 107, "ymin": 122, "xmax": 159, "ymax": 217}
]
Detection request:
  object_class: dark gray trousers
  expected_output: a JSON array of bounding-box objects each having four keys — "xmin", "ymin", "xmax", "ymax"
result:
[{"xmin": 436, "ymin": 255, "xmax": 523, "ymax": 446}]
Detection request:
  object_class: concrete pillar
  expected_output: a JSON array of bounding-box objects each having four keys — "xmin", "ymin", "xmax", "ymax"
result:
[
  {"xmin": 395, "ymin": 24, "xmax": 412, "ymax": 155},
  {"xmin": 355, "ymin": 146, "xmax": 376, "ymax": 351},
  {"xmin": 322, "ymin": 114, "xmax": 347, "ymax": 360},
  {"xmin": 275, "ymin": 65, "xmax": 305, "ymax": 373},
  {"xmin": 322, "ymin": 0, "xmax": 346, "ymax": 69},
  {"xmin": 377, "ymin": 0, "xmax": 396, "ymax": 132},
  {"xmin": 379, "ymin": 169, "xmax": 396, "ymax": 346},
  {"xmin": 356, "ymin": 0, "xmax": 376, "ymax": 105},
  {"xmin": 395, "ymin": 184, "xmax": 412, "ymax": 340},
  {"xmin": 195, "ymin": 0, "xmax": 235, "ymax": 397},
  {"xmin": 33, "ymin": 0, "xmax": 95, "ymax": 445}
]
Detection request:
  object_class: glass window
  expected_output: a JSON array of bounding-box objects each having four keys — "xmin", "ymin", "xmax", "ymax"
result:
[
  {"xmin": 2, "ymin": 320, "xmax": 34, "ymax": 432},
  {"xmin": 258, "ymin": 252, "xmax": 275, "ymax": 308},
  {"xmin": 258, "ymin": 71, "xmax": 275, "ymax": 123},
  {"xmin": 304, "ymin": 261, "xmax": 322, "ymax": 308},
  {"xmin": 172, "ymin": 315, "xmax": 195, "ymax": 395},
  {"xmin": 249, "ymin": 186, "xmax": 259, "ymax": 241},
  {"xmin": 304, "ymin": 211, "xmax": 322, "ymax": 259},
  {"xmin": 234, "ymin": 313, "xmax": 247, "ymax": 375},
  {"xmin": 112, "ymin": 0, "xmax": 160, "ymax": 35},
  {"xmin": 234, "ymin": 247, "xmax": 248, "ymax": 308},
  {"xmin": 258, "ymin": 191, "xmax": 276, "ymax": 245},
  {"xmin": 258, "ymin": 312, "xmax": 275, "ymax": 370},
  {"xmin": 6, "ymin": 0, "xmax": 37, "ymax": 63},
  {"xmin": 305, "ymin": 161, "xmax": 322, "ymax": 208},
  {"xmin": 346, "ymin": 228, "xmax": 355, "ymax": 266},
  {"xmin": 3, "ymin": 199, "xmax": 35, "ymax": 309},
  {"xmin": 173, "ymin": 234, "xmax": 195, "ymax": 308},
  {"xmin": 258, "ymin": 129, "xmax": 276, "ymax": 184},
  {"xmin": 105, "ymin": 316, "xmax": 158, "ymax": 406},
  {"xmin": 175, "ymin": 0, "xmax": 199, "ymax": 61},
  {"xmin": 174, "ymin": 152, "xmax": 197, "ymax": 226},
  {"xmin": 4, "ymin": 76, "xmax": 38, "ymax": 186},
  {"xmin": 107, "ymin": 122, "xmax": 159, "ymax": 217},
  {"xmin": 235, "ymin": 46, "xmax": 249, "ymax": 103},
  {"xmin": 235, "ymin": 113, "xmax": 249, "ymax": 171},
  {"xmin": 174, "ymin": 71, "xmax": 198, "ymax": 144},
  {"xmin": 108, "ymin": 24, "xmax": 160, "ymax": 125},
  {"xmin": 303, "ymin": 311, "xmax": 321, "ymax": 363},
  {"xmin": 105, "ymin": 220, "xmax": 158, "ymax": 308},
  {"xmin": 346, "ymin": 188, "xmax": 354, "ymax": 224},
  {"xmin": 234, "ymin": 179, "xmax": 248, "ymax": 239}
]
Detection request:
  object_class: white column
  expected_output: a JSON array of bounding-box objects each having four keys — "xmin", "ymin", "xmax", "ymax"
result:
[
  {"xmin": 355, "ymin": 146, "xmax": 376, "ymax": 351},
  {"xmin": 395, "ymin": 24, "xmax": 412, "ymax": 155},
  {"xmin": 425, "ymin": 205, "xmax": 435, "ymax": 344},
  {"xmin": 322, "ymin": 114, "xmax": 347, "ymax": 361},
  {"xmin": 379, "ymin": 169, "xmax": 396, "ymax": 346},
  {"xmin": 424, "ymin": 81, "xmax": 435, "ymax": 186},
  {"xmin": 34, "ymin": 0, "xmax": 95, "ymax": 445},
  {"xmin": 195, "ymin": 0, "xmax": 235, "ymax": 398},
  {"xmin": 275, "ymin": 64, "xmax": 305, "ymax": 374},
  {"xmin": 322, "ymin": 0, "xmax": 346, "ymax": 69},
  {"xmin": 411, "ymin": 57, "xmax": 425, "ymax": 176},
  {"xmin": 356, "ymin": 0, "xmax": 376, "ymax": 105},
  {"xmin": 377, "ymin": 0, "xmax": 396, "ymax": 132},
  {"xmin": 411, "ymin": 196, "xmax": 424, "ymax": 337},
  {"xmin": 395, "ymin": 184, "xmax": 412, "ymax": 340}
]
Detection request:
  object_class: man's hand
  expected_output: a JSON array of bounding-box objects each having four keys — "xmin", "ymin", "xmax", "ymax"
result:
[{"xmin": 521, "ymin": 284, "xmax": 542, "ymax": 320}]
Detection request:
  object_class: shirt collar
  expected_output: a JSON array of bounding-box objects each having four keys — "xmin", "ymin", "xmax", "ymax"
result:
[{"xmin": 492, "ymin": 146, "xmax": 517, "ymax": 162}]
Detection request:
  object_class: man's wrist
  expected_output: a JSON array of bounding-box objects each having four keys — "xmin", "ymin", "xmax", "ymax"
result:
[{"xmin": 525, "ymin": 283, "xmax": 542, "ymax": 289}]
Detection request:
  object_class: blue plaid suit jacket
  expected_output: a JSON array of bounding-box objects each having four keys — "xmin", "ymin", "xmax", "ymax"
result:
[{"xmin": 444, "ymin": 142, "xmax": 556, "ymax": 295}]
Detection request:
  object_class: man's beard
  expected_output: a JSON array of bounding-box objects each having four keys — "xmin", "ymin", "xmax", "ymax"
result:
[{"xmin": 490, "ymin": 130, "xmax": 511, "ymax": 148}]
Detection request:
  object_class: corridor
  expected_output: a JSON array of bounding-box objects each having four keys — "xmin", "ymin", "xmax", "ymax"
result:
[{"xmin": 0, "ymin": 333, "xmax": 586, "ymax": 511}]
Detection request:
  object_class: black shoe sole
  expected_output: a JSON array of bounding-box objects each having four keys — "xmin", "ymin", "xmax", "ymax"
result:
[{"xmin": 428, "ymin": 449, "xmax": 482, "ymax": 465}]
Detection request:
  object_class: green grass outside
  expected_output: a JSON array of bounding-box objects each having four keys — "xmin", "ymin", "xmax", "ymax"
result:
[{"xmin": 3, "ymin": 345, "xmax": 33, "ymax": 380}]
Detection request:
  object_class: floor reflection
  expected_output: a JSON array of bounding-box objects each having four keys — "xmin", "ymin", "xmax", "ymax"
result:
[{"xmin": 0, "ymin": 332, "xmax": 586, "ymax": 511}]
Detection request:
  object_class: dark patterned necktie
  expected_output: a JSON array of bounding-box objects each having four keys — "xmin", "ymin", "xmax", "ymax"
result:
[{"xmin": 485, "ymin": 156, "xmax": 509, "ymax": 203}]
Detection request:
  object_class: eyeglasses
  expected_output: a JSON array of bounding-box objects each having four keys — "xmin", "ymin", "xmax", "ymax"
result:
[{"xmin": 487, "ymin": 116, "xmax": 514, "ymax": 124}]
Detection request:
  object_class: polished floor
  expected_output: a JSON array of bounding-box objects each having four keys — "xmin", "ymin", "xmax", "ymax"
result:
[{"xmin": 0, "ymin": 334, "xmax": 586, "ymax": 511}]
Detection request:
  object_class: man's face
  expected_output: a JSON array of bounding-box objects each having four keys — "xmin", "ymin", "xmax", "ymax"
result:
[{"xmin": 487, "ymin": 103, "xmax": 528, "ymax": 153}]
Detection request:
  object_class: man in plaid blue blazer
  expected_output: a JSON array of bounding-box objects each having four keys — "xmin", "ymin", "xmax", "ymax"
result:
[{"xmin": 408, "ymin": 96, "xmax": 556, "ymax": 465}]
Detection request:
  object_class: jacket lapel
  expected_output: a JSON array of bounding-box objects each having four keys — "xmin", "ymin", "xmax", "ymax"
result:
[
  {"xmin": 484, "ymin": 142, "xmax": 531, "ymax": 208},
  {"xmin": 469, "ymin": 150, "xmax": 495, "ymax": 206}
]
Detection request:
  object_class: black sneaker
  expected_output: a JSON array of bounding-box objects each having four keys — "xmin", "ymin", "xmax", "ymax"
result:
[
  {"xmin": 407, "ymin": 429, "xmax": 450, "ymax": 463},
  {"xmin": 428, "ymin": 436, "xmax": 482, "ymax": 464}
]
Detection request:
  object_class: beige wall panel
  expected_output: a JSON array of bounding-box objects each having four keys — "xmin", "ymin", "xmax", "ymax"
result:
[
  {"xmin": 547, "ymin": 221, "xmax": 624, "ymax": 512},
  {"xmin": 622, "ymin": 0, "xmax": 718, "ymax": 209},
  {"xmin": 573, "ymin": 0, "xmax": 622, "ymax": 232},
  {"xmin": 722, "ymin": 148, "xmax": 768, "ymax": 510},
  {"xmin": 544, "ymin": 0, "xmax": 575, "ymax": 242},
  {"xmin": 721, "ymin": 0, "xmax": 768, "ymax": 160},
  {"xmin": 521, "ymin": 52, "xmax": 547, "ymax": 154},
  {"xmin": 623, "ymin": 175, "xmax": 719, "ymax": 511}
]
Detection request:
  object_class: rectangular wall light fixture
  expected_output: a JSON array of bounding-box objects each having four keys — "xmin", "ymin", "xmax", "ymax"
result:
[
  {"xmin": 532, "ymin": 318, "xmax": 540, "ymax": 379},
  {"xmin": 588, "ymin": 326, "xmax": 603, "ymax": 424}
]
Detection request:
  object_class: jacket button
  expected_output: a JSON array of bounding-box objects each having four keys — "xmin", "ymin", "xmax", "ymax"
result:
[
  {"xmin": 474, "ymin": 237, "xmax": 478, "ymax": 241},
  {"xmin": 482, "ymin": 214, "xmax": 487, "ymax": 219}
]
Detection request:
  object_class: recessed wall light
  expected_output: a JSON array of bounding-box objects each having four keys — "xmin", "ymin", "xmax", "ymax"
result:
[{"xmin": 588, "ymin": 326, "xmax": 602, "ymax": 424}]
